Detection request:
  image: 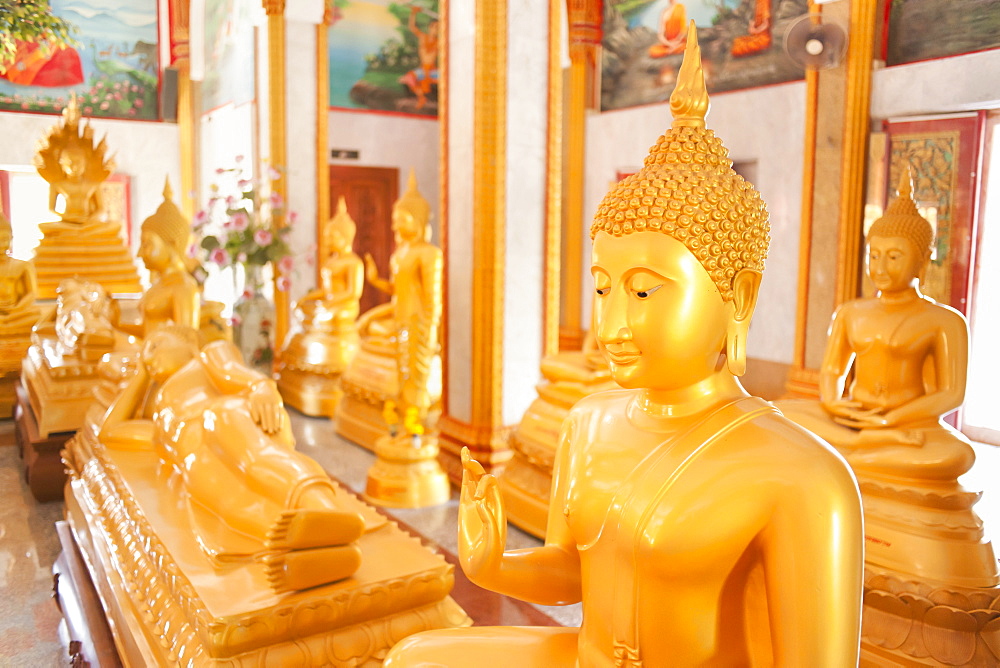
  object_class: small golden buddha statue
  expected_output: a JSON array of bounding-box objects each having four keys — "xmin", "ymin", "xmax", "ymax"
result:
[
  {"xmin": 276, "ymin": 196, "xmax": 364, "ymax": 415},
  {"xmin": 779, "ymin": 168, "xmax": 999, "ymax": 591},
  {"xmin": 337, "ymin": 170, "xmax": 443, "ymax": 448},
  {"xmin": 99, "ymin": 325, "xmax": 366, "ymax": 592},
  {"xmin": 31, "ymin": 96, "xmax": 141, "ymax": 298},
  {"xmin": 0, "ymin": 205, "xmax": 44, "ymax": 416},
  {"xmin": 386, "ymin": 24, "xmax": 864, "ymax": 666},
  {"xmin": 499, "ymin": 330, "xmax": 617, "ymax": 538}
]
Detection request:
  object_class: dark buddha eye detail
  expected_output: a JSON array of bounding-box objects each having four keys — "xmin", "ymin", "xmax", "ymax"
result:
[
  {"xmin": 634, "ymin": 285, "xmax": 662, "ymax": 299},
  {"xmin": 596, "ymin": 287, "xmax": 609, "ymax": 296}
]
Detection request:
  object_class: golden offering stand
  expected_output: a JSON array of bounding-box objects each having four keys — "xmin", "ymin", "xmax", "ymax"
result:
[{"xmin": 32, "ymin": 97, "xmax": 141, "ymax": 299}]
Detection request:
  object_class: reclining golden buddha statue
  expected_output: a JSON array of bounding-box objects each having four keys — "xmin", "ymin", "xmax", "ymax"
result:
[
  {"xmin": 277, "ymin": 196, "xmax": 364, "ymax": 416},
  {"xmin": 32, "ymin": 96, "xmax": 141, "ymax": 298},
  {"xmin": 62, "ymin": 325, "xmax": 470, "ymax": 665},
  {"xmin": 0, "ymin": 204, "xmax": 44, "ymax": 416},
  {"xmin": 337, "ymin": 170, "xmax": 443, "ymax": 449},
  {"xmin": 778, "ymin": 169, "xmax": 1000, "ymax": 665},
  {"xmin": 386, "ymin": 24, "xmax": 864, "ymax": 667}
]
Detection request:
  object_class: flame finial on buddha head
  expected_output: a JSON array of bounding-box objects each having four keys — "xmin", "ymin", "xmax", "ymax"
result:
[{"xmin": 590, "ymin": 21, "xmax": 769, "ymax": 301}]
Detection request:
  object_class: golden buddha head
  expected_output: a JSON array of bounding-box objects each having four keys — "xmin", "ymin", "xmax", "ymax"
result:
[
  {"xmin": 140, "ymin": 178, "xmax": 190, "ymax": 271},
  {"xmin": 34, "ymin": 96, "xmax": 114, "ymax": 192},
  {"xmin": 325, "ymin": 196, "xmax": 357, "ymax": 254},
  {"xmin": 867, "ymin": 166, "xmax": 933, "ymax": 293},
  {"xmin": 590, "ymin": 22, "xmax": 769, "ymax": 381},
  {"xmin": 392, "ymin": 169, "xmax": 431, "ymax": 242}
]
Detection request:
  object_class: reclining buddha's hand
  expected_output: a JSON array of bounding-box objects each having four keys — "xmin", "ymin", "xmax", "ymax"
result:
[
  {"xmin": 249, "ymin": 379, "xmax": 284, "ymax": 434},
  {"xmin": 458, "ymin": 447, "xmax": 506, "ymax": 584}
]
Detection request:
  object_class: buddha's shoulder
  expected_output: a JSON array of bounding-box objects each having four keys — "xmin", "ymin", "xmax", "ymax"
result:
[
  {"xmin": 741, "ymin": 404, "xmax": 858, "ymax": 479},
  {"xmin": 567, "ymin": 388, "xmax": 635, "ymax": 417}
]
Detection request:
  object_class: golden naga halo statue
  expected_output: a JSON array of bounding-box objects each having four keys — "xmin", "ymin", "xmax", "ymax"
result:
[
  {"xmin": 31, "ymin": 95, "xmax": 141, "ymax": 298},
  {"xmin": 386, "ymin": 23, "xmax": 864, "ymax": 667},
  {"xmin": 779, "ymin": 168, "xmax": 1000, "ymax": 665},
  {"xmin": 276, "ymin": 195, "xmax": 364, "ymax": 415}
]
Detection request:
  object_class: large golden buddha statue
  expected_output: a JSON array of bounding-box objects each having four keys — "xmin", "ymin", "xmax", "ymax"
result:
[
  {"xmin": 32, "ymin": 97, "xmax": 141, "ymax": 298},
  {"xmin": 337, "ymin": 170, "xmax": 443, "ymax": 448},
  {"xmin": 61, "ymin": 324, "xmax": 471, "ymax": 665},
  {"xmin": 386, "ymin": 25, "xmax": 864, "ymax": 666},
  {"xmin": 779, "ymin": 169, "xmax": 1000, "ymax": 664},
  {"xmin": 276, "ymin": 196, "xmax": 364, "ymax": 415},
  {"xmin": 0, "ymin": 205, "xmax": 44, "ymax": 416}
]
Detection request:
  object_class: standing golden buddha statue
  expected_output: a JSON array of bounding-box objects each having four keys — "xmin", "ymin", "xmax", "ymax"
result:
[
  {"xmin": 386, "ymin": 24, "xmax": 864, "ymax": 666},
  {"xmin": 276, "ymin": 196, "xmax": 364, "ymax": 415},
  {"xmin": 32, "ymin": 97, "xmax": 141, "ymax": 298},
  {"xmin": 336, "ymin": 170, "xmax": 443, "ymax": 448},
  {"xmin": 0, "ymin": 204, "xmax": 44, "ymax": 416},
  {"xmin": 336, "ymin": 170, "xmax": 449, "ymax": 508},
  {"xmin": 779, "ymin": 169, "xmax": 1000, "ymax": 665}
]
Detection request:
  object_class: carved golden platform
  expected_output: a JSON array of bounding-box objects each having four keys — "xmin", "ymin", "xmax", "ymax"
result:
[
  {"xmin": 335, "ymin": 344, "xmax": 441, "ymax": 451},
  {"xmin": 62, "ymin": 418, "xmax": 471, "ymax": 666},
  {"xmin": 0, "ymin": 340, "xmax": 23, "ymax": 418},
  {"xmin": 499, "ymin": 353, "xmax": 615, "ymax": 538},
  {"xmin": 33, "ymin": 221, "xmax": 141, "ymax": 299},
  {"xmin": 366, "ymin": 433, "xmax": 451, "ymax": 509}
]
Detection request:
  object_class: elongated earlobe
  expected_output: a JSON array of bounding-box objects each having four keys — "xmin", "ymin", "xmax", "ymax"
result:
[{"xmin": 725, "ymin": 269, "xmax": 762, "ymax": 377}]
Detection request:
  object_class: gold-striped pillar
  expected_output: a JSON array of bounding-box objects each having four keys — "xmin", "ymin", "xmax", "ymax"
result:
[
  {"xmin": 437, "ymin": 0, "xmax": 564, "ymax": 479},
  {"xmin": 316, "ymin": 2, "xmax": 333, "ymax": 276},
  {"xmin": 786, "ymin": 0, "xmax": 880, "ymax": 396},
  {"xmin": 263, "ymin": 0, "xmax": 289, "ymax": 345},
  {"xmin": 168, "ymin": 0, "xmax": 196, "ymax": 218}
]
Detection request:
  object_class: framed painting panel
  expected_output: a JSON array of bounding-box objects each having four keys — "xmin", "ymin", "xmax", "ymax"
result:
[
  {"xmin": 201, "ymin": 0, "xmax": 257, "ymax": 113},
  {"xmin": 601, "ymin": 0, "xmax": 808, "ymax": 112},
  {"xmin": 0, "ymin": 0, "xmax": 159, "ymax": 120},
  {"xmin": 885, "ymin": 0, "xmax": 1000, "ymax": 67},
  {"xmin": 327, "ymin": 0, "xmax": 439, "ymax": 117}
]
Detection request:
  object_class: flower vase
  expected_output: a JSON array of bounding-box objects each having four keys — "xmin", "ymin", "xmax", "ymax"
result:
[{"xmin": 233, "ymin": 264, "xmax": 276, "ymax": 376}]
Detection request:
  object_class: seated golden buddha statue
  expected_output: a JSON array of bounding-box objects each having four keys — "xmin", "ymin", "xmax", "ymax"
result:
[
  {"xmin": 499, "ymin": 330, "xmax": 617, "ymax": 538},
  {"xmin": 337, "ymin": 170, "xmax": 443, "ymax": 450},
  {"xmin": 277, "ymin": 196, "xmax": 364, "ymax": 415},
  {"xmin": 60, "ymin": 324, "xmax": 471, "ymax": 665},
  {"xmin": 99, "ymin": 326, "xmax": 365, "ymax": 591},
  {"xmin": 386, "ymin": 25, "xmax": 864, "ymax": 666},
  {"xmin": 31, "ymin": 96, "xmax": 141, "ymax": 298},
  {"xmin": 779, "ymin": 169, "xmax": 999, "ymax": 594},
  {"xmin": 112, "ymin": 179, "xmax": 229, "ymax": 345},
  {"xmin": 0, "ymin": 205, "xmax": 44, "ymax": 416}
]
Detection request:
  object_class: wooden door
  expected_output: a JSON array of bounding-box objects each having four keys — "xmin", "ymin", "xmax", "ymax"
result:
[{"xmin": 327, "ymin": 165, "xmax": 398, "ymax": 315}]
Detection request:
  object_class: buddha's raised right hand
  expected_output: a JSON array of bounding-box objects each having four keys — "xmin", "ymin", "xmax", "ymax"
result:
[
  {"xmin": 364, "ymin": 253, "xmax": 379, "ymax": 283},
  {"xmin": 458, "ymin": 447, "xmax": 506, "ymax": 583}
]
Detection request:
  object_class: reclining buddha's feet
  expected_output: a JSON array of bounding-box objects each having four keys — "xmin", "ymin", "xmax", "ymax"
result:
[
  {"xmin": 262, "ymin": 543, "xmax": 363, "ymax": 593},
  {"xmin": 265, "ymin": 507, "xmax": 365, "ymax": 551}
]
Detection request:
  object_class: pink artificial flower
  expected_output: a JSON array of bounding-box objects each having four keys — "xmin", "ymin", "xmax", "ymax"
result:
[
  {"xmin": 238, "ymin": 179, "xmax": 253, "ymax": 190},
  {"xmin": 236, "ymin": 252, "xmax": 248, "ymax": 263},
  {"xmin": 215, "ymin": 167, "xmax": 226, "ymax": 175},
  {"xmin": 278, "ymin": 255, "xmax": 295, "ymax": 275},
  {"xmin": 226, "ymin": 195, "xmax": 238, "ymax": 208},
  {"xmin": 241, "ymin": 288, "xmax": 255, "ymax": 300},
  {"xmin": 287, "ymin": 210, "xmax": 299, "ymax": 225},
  {"xmin": 276, "ymin": 276, "xmax": 292, "ymax": 292},
  {"xmin": 269, "ymin": 191, "xmax": 284, "ymax": 208},
  {"xmin": 254, "ymin": 229, "xmax": 273, "ymax": 246},
  {"xmin": 187, "ymin": 243, "xmax": 198, "ymax": 258},
  {"xmin": 268, "ymin": 166, "xmax": 281, "ymax": 181},
  {"xmin": 230, "ymin": 212, "xmax": 249, "ymax": 231},
  {"xmin": 231, "ymin": 314, "xmax": 242, "ymax": 327},
  {"xmin": 235, "ymin": 154, "xmax": 245, "ymax": 163},
  {"xmin": 209, "ymin": 248, "xmax": 229, "ymax": 266},
  {"xmin": 193, "ymin": 210, "xmax": 210, "ymax": 226}
]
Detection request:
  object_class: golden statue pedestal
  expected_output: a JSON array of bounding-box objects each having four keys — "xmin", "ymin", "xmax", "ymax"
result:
[
  {"xmin": 277, "ymin": 326, "xmax": 359, "ymax": 416},
  {"xmin": 0, "ymin": 340, "xmax": 25, "ymax": 417},
  {"xmin": 499, "ymin": 353, "xmax": 616, "ymax": 538},
  {"xmin": 21, "ymin": 338, "xmax": 104, "ymax": 437},
  {"xmin": 366, "ymin": 433, "xmax": 451, "ymax": 509},
  {"xmin": 33, "ymin": 221, "xmax": 142, "ymax": 299},
  {"xmin": 335, "ymin": 341, "xmax": 442, "ymax": 451},
  {"xmin": 62, "ymin": 420, "xmax": 471, "ymax": 666}
]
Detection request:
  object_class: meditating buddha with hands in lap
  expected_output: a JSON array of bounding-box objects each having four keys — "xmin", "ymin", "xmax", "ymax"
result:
[
  {"xmin": 100, "ymin": 326, "xmax": 366, "ymax": 592},
  {"xmin": 386, "ymin": 24, "xmax": 864, "ymax": 667},
  {"xmin": 0, "ymin": 206, "xmax": 41, "ymax": 337}
]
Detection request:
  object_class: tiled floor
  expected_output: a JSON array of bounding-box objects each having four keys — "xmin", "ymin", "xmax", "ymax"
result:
[{"xmin": 0, "ymin": 410, "xmax": 582, "ymax": 667}]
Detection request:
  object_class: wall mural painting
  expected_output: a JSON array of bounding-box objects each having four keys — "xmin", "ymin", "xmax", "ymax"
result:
[
  {"xmin": 202, "ymin": 0, "xmax": 257, "ymax": 112},
  {"xmin": 885, "ymin": 0, "xmax": 1000, "ymax": 66},
  {"xmin": 0, "ymin": 0, "xmax": 159, "ymax": 120},
  {"xmin": 328, "ymin": 0, "xmax": 439, "ymax": 117},
  {"xmin": 601, "ymin": 0, "xmax": 808, "ymax": 112}
]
